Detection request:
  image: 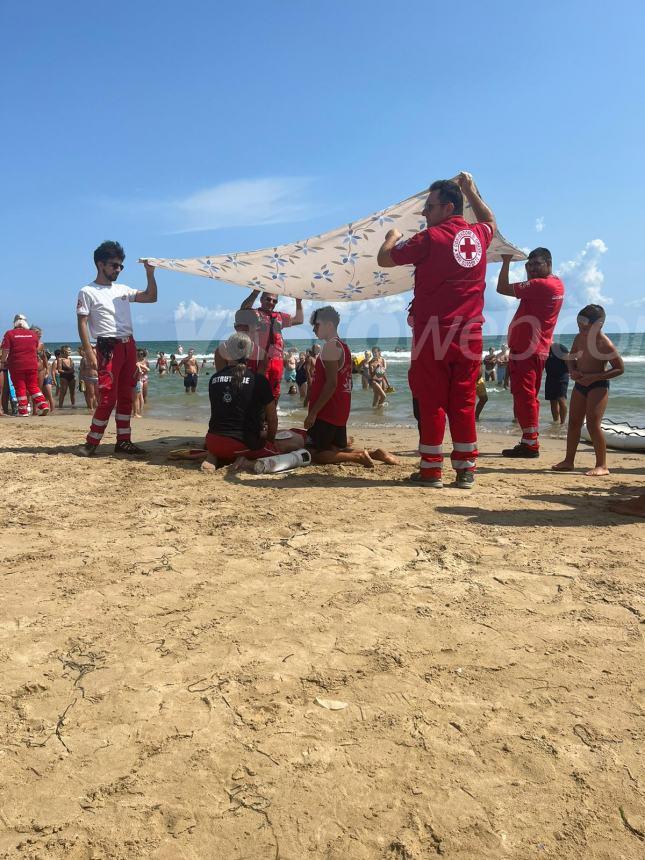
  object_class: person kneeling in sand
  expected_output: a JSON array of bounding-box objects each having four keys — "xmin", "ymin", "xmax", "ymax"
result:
[
  {"xmin": 202, "ymin": 332, "xmax": 300, "ymax": 473},
  {"xmin": 552, "ymin": 304, "xmax": 624, "ymax": 477},
  {"xmin": 303, "ymin": 306, "xmax": 396, "ymax": 468}
]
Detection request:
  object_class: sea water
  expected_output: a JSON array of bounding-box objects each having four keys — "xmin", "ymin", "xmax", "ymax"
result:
[{"xmin": 50, "ymin": 333, "xmax": 645, "ymax": 438}]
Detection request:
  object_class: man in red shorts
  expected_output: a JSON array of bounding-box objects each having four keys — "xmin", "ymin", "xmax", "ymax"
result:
[
  {"xmin": 76, "ymin": 240, "xmax": 158, "ymax": 457},
  {"xmin": 238, "ymin": 290, "xmax": 304, "ymax": 399},
  {"xmin": 497, "ymin": 248, "xmax": 565, "ymax": 457},
  {"xmin": 377, "ymin": 172, "xmax": 496, "ymax": 489}
]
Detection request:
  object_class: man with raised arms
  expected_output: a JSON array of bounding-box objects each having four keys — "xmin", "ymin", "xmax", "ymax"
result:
[
  {"xmin": 77, "ymin": 240, "xmax": 158, "ymax": 457},
  {"xmin": 377, "ymin": 173, "xmax": 496, "ymax": 489},
  {"xmin": 497, "ymin": 248, "xmax": 564, "ymax": 457},
  {"xmin": 239, "ymin": 290, "xmax": 304, "ymax": 399}
]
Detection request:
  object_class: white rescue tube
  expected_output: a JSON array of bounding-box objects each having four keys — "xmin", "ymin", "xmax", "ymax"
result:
[
  {"xmin": 253, "ymin": 448, "xmax": 312, "ymax": 474},
  {"xmin": 580, "ymin": 419, "xmax": 645, "ymax": 451}
]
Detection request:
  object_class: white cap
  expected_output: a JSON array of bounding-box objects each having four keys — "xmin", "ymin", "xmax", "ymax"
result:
[{"xmin": 224, "ymin": 332, "xmax": 253, "ymax": 361}]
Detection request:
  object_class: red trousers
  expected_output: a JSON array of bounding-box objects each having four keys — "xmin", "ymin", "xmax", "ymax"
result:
[
  {"xmin": 509, "ymin": 354, "xmax": 545, "ymax": 449},
  {"xmin": 409, "ymin": 340, "xmax": 480, "ymax": 476},
  {"xmin": 10, "ymin": 367, "xmax": 49, "ymax": 416},
  {"xmin": 205, "ymin": 433, "xmax": 277, "ymax": 461},
  {"xmin": 266, "ymin": 359, "xmax": 283, "ymax": 400},
  {"xmin": 86, "ymin": 339, "xmax": 137, "ymax": 447}
]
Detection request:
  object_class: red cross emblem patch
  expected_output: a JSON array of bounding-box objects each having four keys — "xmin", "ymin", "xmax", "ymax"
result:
[{"xmin": 452, "ymin": 229, "xmax": 482, "ymax": 269}]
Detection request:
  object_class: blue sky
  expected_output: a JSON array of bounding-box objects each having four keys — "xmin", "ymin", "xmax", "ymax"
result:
[{"xmin": 3, "ymin": 0, "xmax": 645, "ymax": 343}]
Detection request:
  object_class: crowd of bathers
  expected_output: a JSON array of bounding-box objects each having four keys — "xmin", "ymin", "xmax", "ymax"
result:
[
  {"xmin": 0, "ymin": 324, "xmax": 152, "ymax": 419},
  {"xmin": 2, "ymin": 173, "xmax": 643, "ymax": 515}
]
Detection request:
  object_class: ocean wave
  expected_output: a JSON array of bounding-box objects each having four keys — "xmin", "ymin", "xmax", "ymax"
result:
[{"xmin": 371, "ymin": 351, "xmax": 645, "ymax": 364}]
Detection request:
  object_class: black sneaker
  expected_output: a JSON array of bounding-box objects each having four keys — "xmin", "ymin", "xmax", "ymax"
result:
[
  {"xmin": 455, "ymin": 470, "xmax": 475, "ymax": 489},
  {"xmin": 501, "ymin": 444, "xmax": 539, "ymax": 459},
  {"xmin": 114, "ymin": 440, "xmax": 147, "ymax": 456},
  {"xmin": 408, "ymin": 471, "xmax": 443, "ymax": 488},
  {"xmin": 77, "ymin": 443, "xmax": 98, "ymax": 457}
]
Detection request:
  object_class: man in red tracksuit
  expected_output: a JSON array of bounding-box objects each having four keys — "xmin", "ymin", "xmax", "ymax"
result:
[
  {"xmin": 76, "ymin": 240, "xmax": 158, "ymax": 457},
  {"xmin": 1, "ymin": 315, "xmax": 50, "ymax": 417},
  {"xmin": 378, "ymin": 173, "xmax": 496, "ymax": 489},
  {"xmin": 497, "ymin": 248, "xmax": 565, "ymax": 457},
  {"xmin": 238, "ymin": 290, "xmax": 304, "ymax": 399}
]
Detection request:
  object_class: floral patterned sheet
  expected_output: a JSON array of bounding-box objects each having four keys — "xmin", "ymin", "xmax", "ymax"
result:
[{"xmin": 145, "ymin": 181, "xmax": 525, "ymax": 302}]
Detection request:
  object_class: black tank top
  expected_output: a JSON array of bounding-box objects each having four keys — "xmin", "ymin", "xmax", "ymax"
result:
[{"xmin": 208, "ymin": 365, "xmax": 273, "ymax": 448}]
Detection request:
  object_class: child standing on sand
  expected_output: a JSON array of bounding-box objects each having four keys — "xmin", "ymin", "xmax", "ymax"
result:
[{"xmin": 552, "ymin": 304, "xmax": 624, "ymax": 476}]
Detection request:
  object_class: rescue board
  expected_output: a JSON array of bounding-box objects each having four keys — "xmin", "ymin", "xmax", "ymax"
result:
[{"xmin": 580, "ymin": 419, "xmax": 645, "ymax": 452}]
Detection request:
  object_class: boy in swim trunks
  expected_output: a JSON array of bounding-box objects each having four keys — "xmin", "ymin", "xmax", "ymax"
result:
[{"xmin": 552, "ymin": 304, "xmax": 624, "ymax": 476}]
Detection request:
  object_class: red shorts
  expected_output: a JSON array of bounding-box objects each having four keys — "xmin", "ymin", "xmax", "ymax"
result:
[
  {"xmin": 266, "ymin": 360, "xmax": 283, "ymax": 399},
  {"xmin": 204, "ymin": 433, "xmax": 277, "ymax": 462}
]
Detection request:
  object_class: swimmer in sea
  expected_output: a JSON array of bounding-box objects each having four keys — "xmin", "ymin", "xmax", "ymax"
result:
[{"xmin": 179, "ymin": 349, "xmax": 199, "ymax": 393}]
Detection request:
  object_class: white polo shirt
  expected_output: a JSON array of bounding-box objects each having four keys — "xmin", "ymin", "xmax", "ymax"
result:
[{"xmin": 76, "ymin": 282, "xmax": 139, "ymax": 338}]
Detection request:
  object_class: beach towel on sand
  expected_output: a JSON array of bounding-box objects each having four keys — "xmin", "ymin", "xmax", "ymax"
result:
[
  {"xmin": 145, "ymin": 175, "xmax": 525, "ymax": 302},
  {"xmin": 167, "ymin": 447, "xmax": 208, "ymax": 461}
]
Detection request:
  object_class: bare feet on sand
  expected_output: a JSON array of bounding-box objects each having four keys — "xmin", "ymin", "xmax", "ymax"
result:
[
  {"xmin": 608, "ymin": 494, "xmax": 645, "ymax": 517},
  {"xmin": 585, "ymin": 466, "xmax": 610, "ymax": 476},
  {"xmin": 552, "ymin": 461, "xmax": 574, "ymax": 471},
  {"xmin": 359, "ymin": 449, "xmax": 375, "ymax": 468},
  {"xmin": 200, "ymin": 454, "xmax": 218, "ymax": 474},
  {"xmin": 229, "ymin": 456, "xmax": 254, "ymax": 473},
  {"xmin": 370, "ymin": 448, "xmax": 398, "ymax": 465}
]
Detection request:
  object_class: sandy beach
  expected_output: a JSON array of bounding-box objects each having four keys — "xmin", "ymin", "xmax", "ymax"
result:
[{"xmin": 1, "ymin": 412, "xmax": 644, "ymax": 859}]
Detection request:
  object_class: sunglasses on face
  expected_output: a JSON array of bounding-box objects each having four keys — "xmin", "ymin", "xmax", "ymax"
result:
[{"xmin": 422, "ymin": 201, "xmax": 446, "ymax": 214}]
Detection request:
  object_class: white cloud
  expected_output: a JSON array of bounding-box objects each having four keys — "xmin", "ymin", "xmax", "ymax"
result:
[
  {"xmin": 298, "ymin": 293, "xmax": 413, "ymax": 340},
  {"xmin": 557, "ymin": 239, "xmax": 611, "ymax": 305},
  {"xmin": 174, "ymin": 177, "xmax": 315, "ymax": 233},
  {"xmin": 300, "ymin": 293, "xmax": 410, "ymax": 318},
  {"xmin": 173, "ymin": 300, "xmax": 234, "ymax": 341},
  {"xmin": 100, "ymin": 176, "xmax": 317, "ymax": 234},
  {"xmin": 535, "ymin": 217, "xmax": 545, "ymax": 233},
  {"xmin": 173, "ymin": 300, "xmax": 233, "ymax": 324},
  {"xmin": 625, "ymin": 296, "xmax": 645, "ymax": 308}
]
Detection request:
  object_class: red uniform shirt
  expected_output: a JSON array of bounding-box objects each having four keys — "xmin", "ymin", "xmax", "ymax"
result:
[
  {"xmin": 309, "ymin": 338, "xmax": 352, "ymax": 426},
  {"xmin": 390, "ymin": 216, "xmax": 494, "ymax": 337},
  {"xmin": 508, "ymin": 276, "xmax": 565, "ymax": 358},
  {"xmin": 1, "ymin": 329, "xmax": 40, "ymax": 371},
  {"xmin": 255, "ymin": 310, "xmax": 293, "ymax": 362}
]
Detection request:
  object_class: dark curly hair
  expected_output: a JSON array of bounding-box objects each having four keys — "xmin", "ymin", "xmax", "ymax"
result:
[{"xmin": 94, "ymin": 240, "xmax": 125, "ymax": 265}]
